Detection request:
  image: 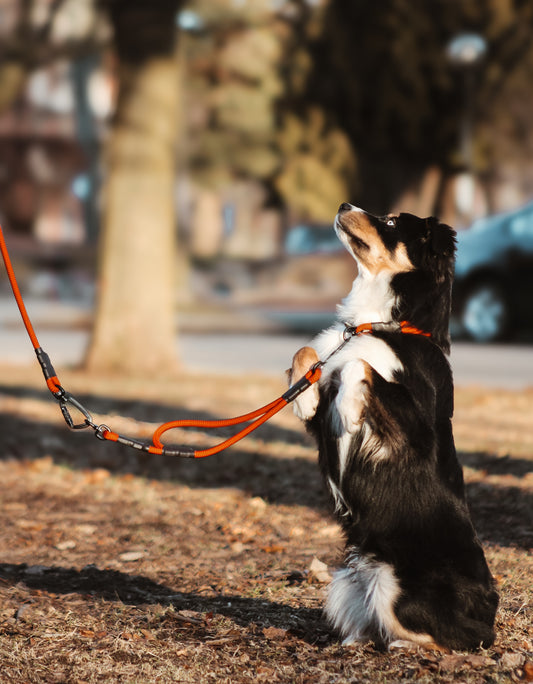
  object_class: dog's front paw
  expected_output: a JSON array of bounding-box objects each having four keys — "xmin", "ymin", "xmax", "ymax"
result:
[
  {"xmin": 293, "ymin": 387, "xmax": 319, "ymax": 421},
  {"xmin": 289, "ymin": 345, "xmax": 320, "ymax": 422}
]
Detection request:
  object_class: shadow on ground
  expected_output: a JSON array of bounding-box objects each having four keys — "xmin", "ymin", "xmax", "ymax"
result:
[
  {"xmin": 0, "ymin": 385, "xmax": 531, "ymax": 548},
  {"xmin": 0, "ymin": 562, "xmax": 328, "ymax": 645}
]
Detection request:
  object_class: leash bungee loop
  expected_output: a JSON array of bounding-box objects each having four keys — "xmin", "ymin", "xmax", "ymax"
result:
[
  {"xmin": 0, "ymin": 222, "xmax": 430, "ymax": 458},
  {"xmin": 151, "ymin": 363, "xmax": 323, "ymax": 458}
]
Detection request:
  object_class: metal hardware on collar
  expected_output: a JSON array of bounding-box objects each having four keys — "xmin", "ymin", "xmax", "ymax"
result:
[{"xmin": 343, "ymin": 320, "xmax": 430, "ymax": 339}]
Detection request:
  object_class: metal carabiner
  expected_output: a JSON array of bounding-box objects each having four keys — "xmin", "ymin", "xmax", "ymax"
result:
[
  {"xmin": 343, "ymin": 325, "xmax": 357, "ymax": 340},
  {"xmin": 54, "ymin": 387, "xmax": 95, "ymax": 430}
]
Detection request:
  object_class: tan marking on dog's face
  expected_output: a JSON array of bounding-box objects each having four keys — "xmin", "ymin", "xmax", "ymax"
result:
[{"xmin": 336, "ymin": 210, "xmax": 412, "ymax": 276}]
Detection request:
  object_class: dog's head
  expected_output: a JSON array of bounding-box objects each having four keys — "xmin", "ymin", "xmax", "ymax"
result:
[{"xmin": 335, "ymin": 203, "xmax": 456, "ymax": 352}]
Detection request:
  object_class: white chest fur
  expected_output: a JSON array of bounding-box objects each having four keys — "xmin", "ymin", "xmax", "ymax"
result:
[{"xmin": 315, "ymin": 327, "xmax": 403, "ymax": 383}]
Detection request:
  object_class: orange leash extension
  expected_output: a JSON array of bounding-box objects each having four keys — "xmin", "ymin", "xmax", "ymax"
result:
[
  {"xmin": 0, "ymin": 222, "xmax": 322, "ymax": 457},
  {"xmin": 151, "ymin": 363, "xmax": 322, "ymax": 458}
]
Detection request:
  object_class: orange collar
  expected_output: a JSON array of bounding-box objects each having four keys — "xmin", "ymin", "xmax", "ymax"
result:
[{"xmin": 343, "ymin": 320, "xmax": 431, "ymax": 339}]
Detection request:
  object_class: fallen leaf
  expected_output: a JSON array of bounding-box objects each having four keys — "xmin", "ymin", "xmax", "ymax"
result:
[
  {"xmin": 466, "ymin": 654, "xmax": 495, "ymax": 668},
  {"xmin": 55, "ymin": 540, "xmax": 76, "ymax": 551},
  {"xmin": 248, "ymin": 497, "xmax": 267, "ymax": 513},
  {"xmin": 308, "ymin": 557, "xmax": 331, "ymax": 584},
  {"xmin": 207, "ymin": 637, "xmax": 239, "ymax": 647},
  {"xmin": 262, "ymin": 545, "xmax": 285, "ymax": 554},
  {"xmin": 500, "ymin": 652, "xmax": 525, "ymax": 669},
  {"xmin": 173, "ymin": 611, "xmax": 203, "ymax": 626},
  {"xmin": 119, "ymin": 551, "xmax": 144, "ymax": 562},
  {"xmin": 439, "ymin": 655, "xmax": 468, "ymax": 671},
  {"xmin": 440, "ymin": 654, "xmax": 494, "ymax": 672},
  {"xmin": 263, "ymin": 626, "xmax": 288, "ymax": 640},
  {"xmin": 523, "ymin": 661, "xmax": 533, "ymax": 682},
  {"xmin": 79, "ymin": 629, "xmax": 95, "ymax": 638}
]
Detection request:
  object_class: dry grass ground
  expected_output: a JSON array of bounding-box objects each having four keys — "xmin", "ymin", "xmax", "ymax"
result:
[{"xmin": 0, "ymin": 362, "xmax": 531, "ymax": 683}]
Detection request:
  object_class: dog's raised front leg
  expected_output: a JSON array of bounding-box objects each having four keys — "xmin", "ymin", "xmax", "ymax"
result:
[{"xmin": 289, "ymin": 346, "xmax": 320, "ymax": 421}]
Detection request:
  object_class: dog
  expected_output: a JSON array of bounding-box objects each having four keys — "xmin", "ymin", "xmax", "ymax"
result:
[{"xmin": 289, "ymin": 203, "xmax": 498, "ymax": 651}]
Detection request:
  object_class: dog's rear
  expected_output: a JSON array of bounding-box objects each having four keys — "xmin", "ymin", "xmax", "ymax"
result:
[{"xmin": 290, "ymin": 204, "xmax": 498, "ymax": 650}]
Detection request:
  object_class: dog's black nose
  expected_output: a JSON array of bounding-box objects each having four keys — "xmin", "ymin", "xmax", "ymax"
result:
[{"xmin": 338, "ymin": 202, "xmax": 352, "ymax": 213}]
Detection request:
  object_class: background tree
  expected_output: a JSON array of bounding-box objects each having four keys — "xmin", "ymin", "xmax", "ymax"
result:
[
  {"xmin": 181, "ymin": 0, "xmax": 355, "ymax": 262},
  {"xmin": 85, "ymin": 0, "xmax": 185, "ymax": 376},
  {"xmin": 0, "ymin": 0, "xmax": 108, "ymax": 115},
  {"xmin": 306, "ymin": 0, "xmax": 533, "ymax": 215}
]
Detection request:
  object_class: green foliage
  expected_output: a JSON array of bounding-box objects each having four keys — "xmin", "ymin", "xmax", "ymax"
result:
[
  {"xmin": 213, "ymin": 84, "xmax": 276, "ymax": 136},
  {"xmin": 217, "ymin": 28, "xmax": 283, "ymax": 83},
  {"xmin": 275, "ymin": 109, "xmax": 356, "ymax": 222},
  {"xmin": 183, "ymin": 0, "xmax": 533, "ymax": 218},
  {"xmin": 308, "ymin": 0, "xmax": 533, "ymax": 206},
  {"xmin": 183, "ymin": 1, "xmax": 357, "ymax": 222}
]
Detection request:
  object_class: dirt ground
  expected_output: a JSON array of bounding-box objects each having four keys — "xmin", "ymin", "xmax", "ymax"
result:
[{"xmin": 0, "ymin": 361, "xmax": 531, "ymax": 683}]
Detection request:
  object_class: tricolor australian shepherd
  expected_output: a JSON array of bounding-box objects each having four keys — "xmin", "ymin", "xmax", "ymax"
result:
[{"xmin": 289, "ymin": 203, "xmax": 498, "ymax": 651}]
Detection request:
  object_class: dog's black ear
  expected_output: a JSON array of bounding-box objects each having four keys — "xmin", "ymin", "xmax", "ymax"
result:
[{"xmin": 427, "ymin": 218, "xmax": 456, "ymax": 256}]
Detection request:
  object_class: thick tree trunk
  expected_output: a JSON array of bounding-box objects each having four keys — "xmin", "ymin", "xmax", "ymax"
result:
[{"xmin": 86, "ymin": 3, "xmax": 182, "ymax": 376}]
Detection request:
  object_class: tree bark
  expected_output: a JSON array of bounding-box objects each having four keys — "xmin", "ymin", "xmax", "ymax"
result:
[{"xmin": 86, "ymin": 2, "xmax": 182, "ymax": 376}]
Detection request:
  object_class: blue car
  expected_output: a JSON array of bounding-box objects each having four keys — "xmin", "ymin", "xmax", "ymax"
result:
[{"xmin": 453, "ymin": 202, "xmax": 533, "ymax": 342}]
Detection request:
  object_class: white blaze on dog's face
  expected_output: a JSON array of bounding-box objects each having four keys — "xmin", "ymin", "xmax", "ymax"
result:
[{"xmin": 334, "ymin": 203, "xmax": 413, "ymax": 277}]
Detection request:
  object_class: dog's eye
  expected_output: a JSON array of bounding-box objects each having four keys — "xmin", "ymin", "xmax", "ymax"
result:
[{"xmin": 386, "ymin": 218, "xmax": 396, "ymax": 227}]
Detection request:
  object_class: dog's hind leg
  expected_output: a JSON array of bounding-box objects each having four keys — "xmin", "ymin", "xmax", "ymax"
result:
[{"xmin": 289, "ymin": 346, "xmax": 320, "ymax": 421}]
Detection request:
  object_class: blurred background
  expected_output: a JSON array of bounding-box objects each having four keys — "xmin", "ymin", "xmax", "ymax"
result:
[{"xmin": 0, "ymin": 0, "xmax": 532, "ymax": 379}]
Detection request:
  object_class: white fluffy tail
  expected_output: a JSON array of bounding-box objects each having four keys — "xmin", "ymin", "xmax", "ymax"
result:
[{"xmin": 325, "ymin": 551, "xmax": 432, "ymax": 646}]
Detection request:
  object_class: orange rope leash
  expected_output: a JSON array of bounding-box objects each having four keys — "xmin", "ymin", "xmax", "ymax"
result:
[
  {"xmin": 151, "ymin": 364, "xmax": 322, "ymax": 458},
  {"xmin": 0, "ymin": 222, "xmax": 430, "ymax": 459},
  {"xmin": 0, "ymin": 226, "xmax": 63, "ymax": 396},
  {"xmin": 0, "ymin": 222, "xmax": 323, "ymax": 457}
]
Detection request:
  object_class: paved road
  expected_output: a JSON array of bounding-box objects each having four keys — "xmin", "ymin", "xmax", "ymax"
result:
[{"xmin": 1, "ymin": 327, "xmax": 532, "ymax": 390}]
